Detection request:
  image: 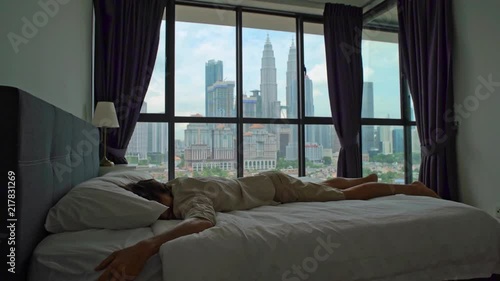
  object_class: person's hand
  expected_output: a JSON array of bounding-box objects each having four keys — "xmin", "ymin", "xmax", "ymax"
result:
[{"xmin": 95, "ymin": 241, "xmax": 155, "ymax": 281}]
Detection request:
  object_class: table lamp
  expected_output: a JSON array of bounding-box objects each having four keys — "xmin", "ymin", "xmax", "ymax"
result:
[{"xmin": 92, "ymin": 102, "xmax": 120, "ymax": 166}]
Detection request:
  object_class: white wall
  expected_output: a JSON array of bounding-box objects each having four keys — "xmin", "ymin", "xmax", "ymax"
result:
[
  {"xmin": 454, "ymin": 0, "xmax": 500, "ymax": 217},
  {"xmin": 0, "ymin": 0, "xmax": 93, "ymax": 121}
]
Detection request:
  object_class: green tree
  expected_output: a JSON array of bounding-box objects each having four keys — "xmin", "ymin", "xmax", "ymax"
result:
[
  {"xmin": 276, "ymin": 158, "xmax": 298, "ymax": 169},
  {"xmin": 323, "ymin": 156, "xmax": 332, "ymax": 166}
]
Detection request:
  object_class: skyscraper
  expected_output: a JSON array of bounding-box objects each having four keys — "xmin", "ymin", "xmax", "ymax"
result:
[
  {"xmin": 243, "ymin": 90, "xmax": 262, "ymax": 118},
  {"xmin": 260, "ymin": 35, "xmax": 280, "ymax": 119},
  {"xmin": 392, "ymin": 128, "xmax": 404, "ymax": 153},
  {"xmin": 305, "ymin": 75, "xmax": 314, "ymax": 116},
  {"xmin": 378, "ymin": 125, "xmax": 393, "ymax": 155},
  {"xmin": 149, "ymin": 122, "xmax": 168, "ymax": 162},
  {"xmin": 205, "ymin": 60, "xmax": 223, "ymax": 116},
  {"xmin": 206, "ymin": 81, "xmax": 235, "ymax": 117},
  {"xmin": 305, "ymin": 75, "xmax": 315, "ymax": 143},
  {"xmin": 361, "ymin": 82, "xmax": 376, "ymax": 154},
  {"xmin": 127, "ymin": 102, "xmax": 149, "ymax": 159},
  {"xmin": 286, "ymin": 41, "xmax": 297, "ymax": 119}
]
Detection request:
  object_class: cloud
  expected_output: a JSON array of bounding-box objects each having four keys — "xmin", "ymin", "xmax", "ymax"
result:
[
  {"xmin": 145, "ymin": 95, "xmax": 165, "ymax": 113},
  {"xmin": 313, "ymin": 89, "xmax": 323, "ymax": 97},
  {"xmin": 308, "ymin": 63, "xmax": 327, "ymax": 84},
  {"xmin": 364, "ymin": 67, "xmax": 374, "ymax": 80}
]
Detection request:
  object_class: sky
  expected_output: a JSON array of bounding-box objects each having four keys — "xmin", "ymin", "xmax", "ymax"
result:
[{"xmin": 144, "ymin": 20, "xmax": 402, "ymax": 140}]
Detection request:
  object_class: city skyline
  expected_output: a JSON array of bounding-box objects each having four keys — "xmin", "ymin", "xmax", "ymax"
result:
[{"xmin": 143, "ymin": 20, "xmax": 403, "ymax": 141}]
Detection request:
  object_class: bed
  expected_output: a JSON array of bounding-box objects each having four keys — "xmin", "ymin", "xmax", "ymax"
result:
[{"xmin": 3, "ymin": 86, "xmax": 500, "ymax": 281}]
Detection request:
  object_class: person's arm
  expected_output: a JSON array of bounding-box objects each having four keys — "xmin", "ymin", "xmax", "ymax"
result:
[{"xmin": 95, "ymin": 218, "xmax": 213, "ymax": 281}]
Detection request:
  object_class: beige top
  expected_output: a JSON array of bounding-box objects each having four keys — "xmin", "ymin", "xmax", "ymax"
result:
[{"xmin": 166, "ymin": 175, "xmax": 277, "ymax": 225}]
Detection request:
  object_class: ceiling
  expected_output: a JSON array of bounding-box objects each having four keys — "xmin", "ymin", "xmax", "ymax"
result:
[
  {"xmin": 192, "ymin": 0, "xmax": 387, "ymax": 15},
  {"xmin": 179, "ymin": 0, "xmax": 398, "ymax": 30}
]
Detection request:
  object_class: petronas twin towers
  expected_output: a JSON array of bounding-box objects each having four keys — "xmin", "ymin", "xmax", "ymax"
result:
[
  {"xmin": 260, "ymin": 35, "xmax": 280, "ymax": 119},
  {"xmin": 260, "ymin": 35, "xmax": 313, "ymax": 119}
]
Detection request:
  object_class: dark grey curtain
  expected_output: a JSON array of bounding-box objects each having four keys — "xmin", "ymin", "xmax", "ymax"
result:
[
  {"xmin": 398, "ymin": 0, "xmax": 458, "ymax": 200},
  {"xmin": 94, "ymin": 0, "xmax": 165, "ymax": 164},
  {"xmin": 323, "ymin": 4, "xmax": 363, "ymax": 178}
]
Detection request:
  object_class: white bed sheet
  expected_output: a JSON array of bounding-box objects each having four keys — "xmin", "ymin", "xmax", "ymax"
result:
[
  {"xmin": 29, "ymin": 227, "xmax": 162, "ymax": 281},
  {"xmin": 157, "ymin": 195, "xmax": 500, "ymax": 281}
]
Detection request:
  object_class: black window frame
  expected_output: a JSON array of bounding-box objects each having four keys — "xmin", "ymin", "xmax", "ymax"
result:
[{"xmin": 136, "ymin": 0, "xmax": 418, "ymax": 182}]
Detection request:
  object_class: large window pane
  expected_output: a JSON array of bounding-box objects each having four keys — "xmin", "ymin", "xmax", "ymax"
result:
[
  {"xmin": 243, "ymin": 13, "xmax": 297, "ymax": 119},
  {"xmin": 125, "ymin": 121, "xmax": 169, "ymax": 181},
  {"xmin": 304, "ymin": 22, "xmax": 330, "ymax": 117},
  {"xmin": 362, "ymin": 125, "xmax": 405, "ymax": 183},
  {"xmin": 243, "ymin": 124, "xmax": 298, "ymax": 176},
  {"xmin": 143, "ymin": 11, "xmax": 166, "ymax": 114},
  {"xmin": 305, "ymin": 125, "xmax": 340, "ymax": 179},
  {"xmin": 362, "ymin": 32, "xmax": 401, "ymax": 119},
  {"xmin": 175, "ymin": 6, "xmax": 236, "ymax": 117},
  {"xmin": 411, "ymin": 126, "xmax": 421, "ymax": 181},
  {"xmin": 175, "ymin": 123, "xmax": 236, "ymax": 178}
]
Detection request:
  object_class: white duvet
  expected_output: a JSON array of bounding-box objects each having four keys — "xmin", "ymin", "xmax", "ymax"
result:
[
  {"xmin": 32, "ymin": 195, "xmax": 500, "ymax": 281},
  {"xmin": 157, "ymin": 195, "xmax": 500, "ymax": 281}
]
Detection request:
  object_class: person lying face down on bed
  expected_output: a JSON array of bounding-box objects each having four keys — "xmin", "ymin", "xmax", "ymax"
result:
[{"xmin": 95, "ymin": 171, "xmax": 439, "ymax": 281}]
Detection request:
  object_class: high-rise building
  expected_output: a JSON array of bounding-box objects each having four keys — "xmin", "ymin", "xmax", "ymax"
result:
[
  {"xmin": 305, "ymin": 75, "xmax": 315, "ymax": 143},
  {"xmin": 305, "ymin": 143, "xmax": 323, "ymax": 162},
  {"xmin": 305, "ymin": 75, "xmax": 314, "ymax": 116},
  {"xmin": 280, "ymin": 41, "xmax": 318, "ymax": 161},
  {"xmin": 260, "ymin": 35, "xmax": 280, "ymax": 119},
  {"xmin": 378, "ymin": 125, "xmax": 393, "ymax": 155},
  {"xmin": 392, "ymin": 128, "xmax": 404, "ymax": 153},
  {"xmin": 205, "ymin": 60, "xmax": 223, "ymax": 116},
  {"xmin": 206, "ymin": 81, "xmax": 235, "ymax": 117},
  {"xmin": 243, "ymin": 90, "xmax": 262, "ymax": 118},
  {"xmin": 361, "ymin": 82, "xmax": 376, "ymax": 154},
  {"xmin": 243, "ymin": 124, "xmax": 278, "ymax": 171},
  {"xmin": 127, "ymin": 102, "xmax": 149, "ymax": 159},
  {"xmin": 286, "ymin": 41, "xmax": 298, "ymax": 119},
  {"xmin": 184, "ymin": 121, "xmax": 236, "ymax": 171},
  {"xmin": 149, "ymin": 122, "xmax": 168, "ymax": 162}
]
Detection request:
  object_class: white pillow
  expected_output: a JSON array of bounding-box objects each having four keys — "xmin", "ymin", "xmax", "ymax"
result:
[{"xmin": 45, "ymin": 171, "xmax": 167, "ymax": 233}]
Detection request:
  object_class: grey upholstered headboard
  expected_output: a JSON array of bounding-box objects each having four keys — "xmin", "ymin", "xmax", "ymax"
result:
[{"xmin": 1, "ymin": 86, "xmax": 99, "ymax": 281}]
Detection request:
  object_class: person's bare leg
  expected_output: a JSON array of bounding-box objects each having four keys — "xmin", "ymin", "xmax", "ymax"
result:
[
  {"xmin": 342, "ymin": 181, "xmax": 440, "ymax": 200},
  {"xmin": 321, "ymin": 174, "xmax": 378, "ymax": 189}
]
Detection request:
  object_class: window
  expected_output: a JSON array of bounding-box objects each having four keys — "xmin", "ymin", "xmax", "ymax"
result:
[
  {"xmin": 175, "ymin": 6, "xmax": 236, "ymax": 117},
  {"xmin": 143, "ymin": 12, "xmax": 166, "ymax": 114},
  {"xmin": 360, "ymin": 30, "xmax": 418, "ymax": 182},
  {"xmin": 129, "ymin": 2, "xmax": 417, "ymax": 182},
  {"xmin": 362, "ymin": 32, "xmax": 401, "ymax": 119},
  {"xmin": 243, "ymin": 13, "xmax": 296, "ymax": 119},
  {"xmin": 304, "ymin": 22, "xmax": 330, "ymax": 117}
]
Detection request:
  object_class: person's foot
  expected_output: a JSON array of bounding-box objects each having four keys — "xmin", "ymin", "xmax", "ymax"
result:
[
  {"xmin": 411, "ymin": 181, "xmax": 440, "ymax": 198},
  {"xmin": 366, "ymin": 174, "xmax": 378, "ymax": 183}
]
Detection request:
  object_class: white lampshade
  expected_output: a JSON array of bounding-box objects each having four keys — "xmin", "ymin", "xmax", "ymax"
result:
[{"xmin": 92, "ymin": 102, "xmax": 120, "ymax": 128}]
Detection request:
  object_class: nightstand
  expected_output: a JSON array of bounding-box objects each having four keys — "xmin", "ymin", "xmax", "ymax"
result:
[{"xmin": 98, "ymin": 164, "xmax": 137, "ymax": 176}]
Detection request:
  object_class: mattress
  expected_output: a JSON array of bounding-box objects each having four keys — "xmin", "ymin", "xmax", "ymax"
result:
[
  {"xmin": 30, "ymin": 195, "xmax": 500, "ymax": 281},
  {"xmin": 158, "ymin": 195, "xmax": 500, "ymax": 281},
  {"xmin": 28, "ymin": 227, "xmax": 164, "ymax": 281}
]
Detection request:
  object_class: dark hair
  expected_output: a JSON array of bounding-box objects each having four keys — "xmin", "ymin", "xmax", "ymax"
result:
[{"xmin": 123, "ymin": 179, "xmax": 172, "ymax": 202}]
